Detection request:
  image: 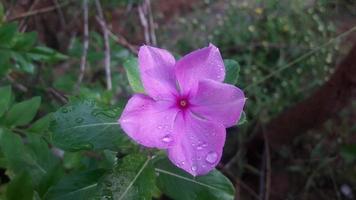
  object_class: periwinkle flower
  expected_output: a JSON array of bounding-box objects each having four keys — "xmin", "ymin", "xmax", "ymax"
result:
[{"xmin": 119, "ymin": 44, "xmax": 246, "ymax": 176}]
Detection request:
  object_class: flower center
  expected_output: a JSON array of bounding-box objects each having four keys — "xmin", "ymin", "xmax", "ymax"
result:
[
  {"xmin": 180, "ymin": 100, "xmax": 187, "ymax": 107},
  {"xmin": 177, "ymin": 98, "xmax": 189, "ymax": 110}
]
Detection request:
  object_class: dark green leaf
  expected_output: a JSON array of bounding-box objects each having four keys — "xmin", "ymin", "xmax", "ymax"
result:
[
  {"xmin": 0, "ymin": 129, "xmax": 30, "ymax": 173},
  {"xmin": 45, "ymin": 169, "xmax": 106, "ymax": 200},
  {"xmin": 0, "ymin": 23, "xmax": 17, "ymax": 44},
  {"xmin": 340, "ymin": 144, "xmax": 356, "ymax": 163},
  {"xmin": 97, "ymin": 154, "xmax": 156, "ymax": 200},
  {"xmin": 5, "ymin": 96, "xmax": 41, "ymax": 126},
  {"xmin": 51, "ymin": 99, "xmax": 130, "ymax": 151},
  {"xmin": 224, "ymin": 59, "xmax": 240, "ymax": 85},
  {"xmin": 123, "ymin": 57, "xmax": 145, "ymax": 93},
  {"xmin": 155, "ymin": 158, "xmax": 235, "ymax": 200},
  {"xmin": 0, "ymin": 85, "xmax": 12, "ymax": 117},
  {"xmin": 0, "ymin": 129, "xmax": 61, "ymax": 193},
  {"xmin": 6, "ymin": 171, "xmax": 34, "ymax": 200}
]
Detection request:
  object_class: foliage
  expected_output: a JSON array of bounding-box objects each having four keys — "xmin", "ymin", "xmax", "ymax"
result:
[{"xmin": 0, "ymin": 0, "xmax": 355, "ymax": 199}]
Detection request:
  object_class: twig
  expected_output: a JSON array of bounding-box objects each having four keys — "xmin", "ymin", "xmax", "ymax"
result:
[
  {"xmin": 261, "ymin": 126, "xmax": 271, "ymax": 200},
  {"xmin": 95, "ymin": 0, "xmax": 112, "ymax": 90},
  {"xmin": 104, "ymin": 25, "xmax": 139, "ymax": 55},
  {"xmin": 6, "ymin": 75, "xmax": 28, "ymax": 92},
  {"xmin": 146, "ymin": 0, "xmax": 156, "ymax": 45},
  {"xmin": 52, "ymin": 0, "xmax": 67, "ymax": 28},
  {"xmin": 138, "ymin": 3, "xmax": 150, "ymax": 44},
  {"xmin": 77, "ymin": 0, "xmax": 89, "ymax": 88},
  {"xmin": 7, "ymin": 0, "xmax": 71, "ymax": 22}
]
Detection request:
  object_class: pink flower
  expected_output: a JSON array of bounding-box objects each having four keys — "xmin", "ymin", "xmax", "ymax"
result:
[{"xmin": 119, "ymin": 44, "xmax": 246, "ymax": 176}]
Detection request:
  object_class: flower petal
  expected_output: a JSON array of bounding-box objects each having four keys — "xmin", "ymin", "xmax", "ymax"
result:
[
  {"xmin": 119, "ymin": 94, "xmax": 179, "ymax": 148},
  {"xmin": 168, "ymin": 112, "xmax": 226, "ymax": 176},
  {"xmin": 175, "ymin": 44, "xmax": 225, "ymax": 95},
  {"xmin": 138, "ymin": 45, "xmax": 178, "ymax": 100},
  {"xmin": 190, "ymin": 79, "xmax": 246, "ymax": 128}
]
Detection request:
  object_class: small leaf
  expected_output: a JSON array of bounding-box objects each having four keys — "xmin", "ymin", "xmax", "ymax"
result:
[
  {"xmin": 155, "ymin": 158, "xmax": 235, "ymax": 200},
  {"xmin": 123, "ymin": 57, "xmax": 145, "ymax": 93},
  {"xmin": 237, "ymin": 111, "xmax": 247, "ymax": 126},
  {"xmin": 97, "ymin": 154, "xmax": 156, "ymax": 200},
  {"xmin": 0, "ymin": 85, "xmax": 12, "ymax": 117},
  {"xmin": 51, "ymin": 99, "xmax": 131, "ymax": 151},
  {"xmin": 6, "ymin": 171, "xmax": 34, "ymax": 200},
  {"xmin": 45, "ymin": 169, "xmax": 106, "ymax": 200},
  {"xmin": 29, "ymin": 114, "xmax": 52, "ymax": 133},
  {"xmin": 224, "ymin": 59, "xmax": 240, "ymax": 85},
  {"xmin": 5, "ymin": 96, "xmax": 41, "ymax": 126}
]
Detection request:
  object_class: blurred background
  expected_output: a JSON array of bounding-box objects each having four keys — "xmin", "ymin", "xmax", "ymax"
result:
[{"xmin": 0, "ymin": 0, "xmax": 356, "ymax": 199}]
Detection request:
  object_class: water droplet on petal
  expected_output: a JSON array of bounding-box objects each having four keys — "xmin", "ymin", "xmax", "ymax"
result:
[
  {"xmin": 162, "ymin": 135, "xmax": 173, "ymax": 143},
  {"xmin": 191, "ymin": 165, "xmax": 197, "ymax": 171},
  {"xmin": 157, "ymin": 125, "xmax": 163, "ymax": 129},
  {"xmin": 205, "ymin": 152, "xmax": 218, "ymax": 164}
]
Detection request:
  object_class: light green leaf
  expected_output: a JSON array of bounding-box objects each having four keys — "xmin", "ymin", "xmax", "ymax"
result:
[
  {"xmin": 155, "ymin": 158, "xmax": 235, "ymax": 200},
  {"xmin": 29, "ymin": 114, "xmax": 52, "ymax": 133},
  {"xmin": 237, "ymin": 111, "xmax": 247, "ymax": 126},
  {"xmin": 5, "ymin": 96, "xmax": 41, "ymax": 126},
  {"xmin": 6, "ymin": 171, "xmax": 34, "ymax": 200},
  {"xmin": 45, "ymin": 169, "xmax": 106, "ymax": 200},
  {"xmin": 51, "ymin": 99, "xmax": 130, "ymax": 151},
  {"xmin": 97, "ymin": 154, "xmax": 156, "ymax": 200},
  {"xmin": 224, "ymin": 59, "xmax": 240, "ymax": 85},
  {"xmin": 0, "ymin": 85, "xmax": 12, "ymax": 117},
  {"xmin": 123, "ymin": 57, "xmax": 145, "ymax": 93}
]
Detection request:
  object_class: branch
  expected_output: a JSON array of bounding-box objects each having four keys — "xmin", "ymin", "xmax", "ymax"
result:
[
  {"xmin": 77, "ymin": 0, "xmax": 89, "ymax": 88},
  {"xmin": 95, "ymin": 0, "xmax": 112, "ymax": 90},
  {"xmin": 7, "ymin": 0, "xmax": 71, "ymax": 22}
]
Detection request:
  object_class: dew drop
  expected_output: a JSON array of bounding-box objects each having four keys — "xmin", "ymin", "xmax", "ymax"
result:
[
  {"xmin": 181, "ymin": 161, "xmax": 185, "ymax": 166},
  {"xmin": 157, "ymin": 125, "xmax": 163, "ymax": 129},
  {"xmin": 205, "ymin": 152, "xmax": 218, "ymax": 164},
  {"xmin": 191, "ymin": 165, "xmax": 197, "ymax": 171},
  {"xmin": 75, "ymin": 117, "xmax": 84, "ymax": 124},
  {"xmin": 162, "ymin": 135, "xmax": 173, "ymax": 143}
]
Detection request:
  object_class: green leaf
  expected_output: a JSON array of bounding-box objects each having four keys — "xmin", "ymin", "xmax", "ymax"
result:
[
  {"xmin": 45, "ymin": 169, "xmax": 106, "ymax": 200},
  {"xmin": 0, "ymin": 23, "xmax": 17, "ymax": 44},
  {"xmin": 155, "ymin": 158, "xmax": 235, "ymax": 200},
  {"xmin": 237, "ymin": 111, "xmax": 247, "ymax": 126},
  {"xmin": 0, "ymin": 85, "xmax": 12, "ymax": 117},
  {"xmin": 5, "ymin": 96, "xmax": 41, "ymax": 126},
  {"xmin": 340, "ymin": 144, "xmax": 356, "ymax": 163},
  {"xmin": 6, "ymin": 171, "xmax": 34, "ymax": 200},
  {"xmin": 0, "ymin": 129, "xmax": 61, "ymax": 193},
  {"xmin": 29, "ymin": 114, "xmax": 52, "ymax": 133},
  {"xmin": 123, "ymin": 57, "xmax": 145, "ymax": 93},
  {"xmin": 51, "ymin": 99, "xmax": 130, "ymax": 151},
  {"xmin": 97, "ymin": 154, "xmax": 156, "ymax": 200},
  {"xmin": 0, "ymin": 129, "xmax": 30, "ymax": 173},
  {"xmin": 224, "ymin": 59, "xmax": 240, "ymax": 85}
]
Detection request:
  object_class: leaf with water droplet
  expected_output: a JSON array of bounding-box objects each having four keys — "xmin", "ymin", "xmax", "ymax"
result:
[
  {"xmin": 51, "ymin": 98, "xmax": 132, "ymax": 152},
  {"xmin": 97, "ymin": 154, "xmax": 156, "ymax": 200},
  {"xmin": 223, "ymin": 59, "xmax": 240, "ymax": 85},
  {"xmin": 155, "ymin": 158, "xmax": 235, "ymax": 200},
  {"xmin": 45, "ymin": 169, "xmax": 106, "ymax": 200}
]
